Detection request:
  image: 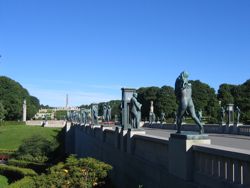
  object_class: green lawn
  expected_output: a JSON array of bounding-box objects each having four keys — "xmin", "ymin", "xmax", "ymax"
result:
[
  {"xmin": 0, "ymin": 125, "xmax": 62, "ymax": 150},
  {"xmin": 0, "ymin": 175, "xmax": 8, "ymax": 188}
]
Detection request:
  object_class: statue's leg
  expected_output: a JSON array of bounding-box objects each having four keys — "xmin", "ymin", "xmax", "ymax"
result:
[
  {"xmin": 136, "ymin": 117, "xmax": 139, "ymax": 129},
  {"xmin": 176, "ymin": 105, "xmax": 186, "ymax": 133},
  {"xmin": 131, "ymin": 114, "xmax": 135, "ymax": 128},
  {"xmin": 188, "ymin": 100, "xmax": 204, "ymax": 134}
]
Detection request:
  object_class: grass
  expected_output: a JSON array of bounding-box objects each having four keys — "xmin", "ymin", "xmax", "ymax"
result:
[
  {"xmin": 0, "ymin": 175, "xmax": 9, "ymax": 188},
  {"xmin": 0, "ymin": 125, "xmax": 62, "ymax": 150}
]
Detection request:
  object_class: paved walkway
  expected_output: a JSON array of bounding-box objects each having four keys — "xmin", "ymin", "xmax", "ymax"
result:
[{"xmin": 144, "ymin": 128, "xmax": 250, "ymax": 150}]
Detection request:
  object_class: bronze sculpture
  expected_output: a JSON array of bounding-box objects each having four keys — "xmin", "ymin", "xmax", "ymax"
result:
[{"xmin": 175, "ymin": 71, "xmax": 204, "ymax": 134}]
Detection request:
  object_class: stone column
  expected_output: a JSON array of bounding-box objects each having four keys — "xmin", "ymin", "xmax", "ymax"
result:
[
  {"xmin": 22, "ymin": 99, "xmax": 27, "ymax": 122},
  {"xmin": 226, "ymin": 104, "xmax": 234, "ymax": 133},
  {"xmin": 121, "ymin": 88, "xmax": 136, "ymax": 129},
  {"xmin": 168, "ymin": 132, "xmax": 211, "ymax": 181},
  {"xmin": 150, "ymin": 101, "xmax": 154, "ymax": 113}
]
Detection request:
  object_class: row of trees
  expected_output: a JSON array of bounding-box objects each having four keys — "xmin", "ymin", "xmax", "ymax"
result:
[
  {"xmin": 218, "ymin": 80, "xmax": 250, "ymax": 123},
  {"xmin": 1, "ymin": 75, "xmax": 249, "ymax": 123},
  {"xmin": 0, "ymin": 76, "xmax": 40, "ymax": 121},
  {"xmin": 137, "ymin": 79, "xmax": 250, "ymax": 123},
  {"xmin": 137, "ymin": 80, "xmax": 220, "ymax": 123},
  {"xmin": 88, "ymin": 79, "xmax": 250, "ymax": 124}
]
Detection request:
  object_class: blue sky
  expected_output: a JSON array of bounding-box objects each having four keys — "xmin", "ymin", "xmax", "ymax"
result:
[{"xmin": 0, "ymin": 0, "xmax": 249, "ymax": 107}]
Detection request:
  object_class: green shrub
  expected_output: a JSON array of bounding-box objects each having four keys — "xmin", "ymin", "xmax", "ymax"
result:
[
  {"xmin": 207, "ymin": 117, "xmax": 218, "ymax": 124},
  {"xmin": 0, "ymin": 149, "xmax": 16, "ymax": 155},
  {"xmin": 0, "ymin": 121, "xmax": 25, "ymax": 126},
  {"xmin": 0, "ymin": 165, "xmax": 37, "ymax": 183},
  {"xmin": 14, "ymin": 135, "xmax": 58, "ymax": 163},
  {"xmin": 33, "ymin": 155, "xmax": 112, "ymax": 188},
  {"xmin": 8, "ymin": 176, "xmax": 34, "ymax": 188},
  {"xmin": 8, "ymin": 159, "xmax": 48, "ymax": 174},
  {"xmin": 0, "ymin": 175, "xmax": 8, "ymax": 188}
]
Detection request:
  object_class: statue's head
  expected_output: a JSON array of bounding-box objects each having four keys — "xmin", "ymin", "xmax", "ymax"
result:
[
  {"xmin": 180, "ymin": 71, "xmax": 189, "ymax": 79},
  {"xmin": 133, "ymin": 92, "xmax": 138, "ymax": 98}
]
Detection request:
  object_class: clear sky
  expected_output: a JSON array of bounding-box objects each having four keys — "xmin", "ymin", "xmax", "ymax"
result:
[{"xmin": 0, "ymin": 0, "xmax": 249, "ymax": 107}]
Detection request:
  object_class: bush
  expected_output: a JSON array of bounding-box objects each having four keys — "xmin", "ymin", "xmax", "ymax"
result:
[
  {"xmin": 14, "ymin": 135, "xmax": 58, "ymax": 163},
  {"xmin": 8, "ymin": 159, "xmax": 48, "ymax": 174},
  {"xmin": 8, "ymin": 176, "xmax": 34, "ymax": 188},
  {"xmin": 207, "ymin": 117, "xmax": 218, "ymax": 124},
  {"xmin": 0, "ymin": 121, "xmax": 25, "ymax": 126},
  {"xmin": 0, "ymin": 149, "xmax": 16, "ymax": 155},
  {"xmin": 33, "ymin": 155, "xmax": 112, "ymax": 188},
  {"xmin": 0, "ymin": 175, "xmax": 8, "ymax": 187},
  {"xmin": 0, "ymin": 165, "xmax": 37, "ymax": 183}
]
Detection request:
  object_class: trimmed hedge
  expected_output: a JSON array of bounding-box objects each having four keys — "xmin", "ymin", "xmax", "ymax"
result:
[
  {"xmin": 0, "ymin": 165, "xmax": 37, "ymax": 183},
  {"xmin": 0, "ymin": 149, "xmax": 16, "ymax": 155},
  {"xmin": 8, "ymin": 159, "xmax": 49, "ymax": 173},
  {"xmin": 8, "ymin": 177, "xmax": 34, "ymax": 188},
  {"xmin": 0, "ymin": 175, "xmax": 8, "ymax": 187},
  {"xmin": 0, "ymin": 121, "xmax": 25, "ymax": 126}
]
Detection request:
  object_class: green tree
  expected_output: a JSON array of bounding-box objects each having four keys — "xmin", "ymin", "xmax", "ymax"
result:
[
  {"xmin": 217, "ymin": 84, "xmax": 236, "ymax": 106},
  {"xmin": 137, "ymin": 87, "xmax": 160, "ymax": 120},
  {"xmin": 109, "ymin": 100, "xmax": 121, "ymax": 119},
  {"xmin": 155, "ymin": 86, "xmax": 177, "ymax": 118},
  {"xmin": 14, "ymin": 135, "xmax": 58, "ymax": 163},
  {"xmin": 234, "ymin": 80, "xmax": 250, "ymax": 123},
  {"xmin": 54, "ymin": 110, "xmax": 67, "ymax": 120},
  {"xmin": 0, "ymin": 76, "xmax": 40, "ymax": 120},
  {"xmin": 27, "ymin": 96, "xmax": 40, "ymax": 120},
  {"xmin": 190, "ymin": 80, "xmax": 220, "ymax": 121}
]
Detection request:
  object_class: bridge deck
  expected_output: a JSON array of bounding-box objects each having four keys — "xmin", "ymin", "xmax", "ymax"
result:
[{"xmin": 144, "ymin": 127, "xmax": 250, "ymax": 150}]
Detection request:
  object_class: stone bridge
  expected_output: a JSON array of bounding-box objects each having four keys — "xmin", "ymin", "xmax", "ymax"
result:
[{"xmin": 65, "ymin": 122, "xmax": 250, "ymax": 188}]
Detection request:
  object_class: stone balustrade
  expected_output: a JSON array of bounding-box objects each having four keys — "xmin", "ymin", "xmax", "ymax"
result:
[
  {"xmin": 238, "ymin": 125, "xmax": 250, "ymax": 136},
  {"xmin": 193, "ymin": 144, "xmax": 250, "ymax": 188}
]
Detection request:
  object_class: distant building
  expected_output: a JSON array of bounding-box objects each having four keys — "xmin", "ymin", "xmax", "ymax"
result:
[{"xmin": 34, "ymin": 106, "xmax": 80, "ymax": 120}]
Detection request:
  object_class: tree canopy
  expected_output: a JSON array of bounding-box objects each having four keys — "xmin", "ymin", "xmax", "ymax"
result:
[
  {"xmin": 218, "ymin": 80, "xmax": 250, "ymax": 123},
  {"xmin": 0, "ymin": 76, "xmax": 40, "ymax": 120}
]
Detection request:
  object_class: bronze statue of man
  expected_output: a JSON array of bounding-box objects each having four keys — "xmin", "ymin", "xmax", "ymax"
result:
[
  {"xmin": 175, "ymin": 71, "xmax": 204, "ymax": 134},
  {"xmin": 130, "ymin": 92, "xmax": 142, "ymax": 129},
  {"xmin": 235, "ymin": 106, "xmax": 241, "ymax": 124},
  {"xmin": 107, "ymin": 104, "xmax": 112, "ymax": 122}
]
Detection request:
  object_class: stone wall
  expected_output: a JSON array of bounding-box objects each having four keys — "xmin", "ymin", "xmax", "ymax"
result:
[
  {"xmin": 66, "ymin": 123, "xmax": 196, "ymax": 188},
  {"xmin": 26, "ymin": 120, "xmax": 66, "ymax": 128},
  {"xmin": 65, "ymin": 123, "xmax": 250, "ymax": 188}
]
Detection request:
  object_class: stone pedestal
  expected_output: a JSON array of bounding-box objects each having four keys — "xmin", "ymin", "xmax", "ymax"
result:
[
  {"xmin": 101, "ymin": 125, "xmax": 113, "ymax": 142},
  {"xmin": 226, "ymin": 104, "xmax": 234, "ymax": 132},
  {"xmin": 233, "ymin": 123, "xmax": 242, "ymax": 134},
  {"xmin": 169, "ymin": 132, "xmax": 211, "ymax": 181},
  {"xmin": 120, "ymin": 128, "xmax": 129, "ymax": 152},
  {"xmin": 22, "ymin": 99, "xmax": 27, "ymax": 122},
  {"xmin": 127, "ymin": 128, "xmax": 145, "ymax": 154}
]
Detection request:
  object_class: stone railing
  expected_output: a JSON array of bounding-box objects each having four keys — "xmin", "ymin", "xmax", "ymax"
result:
[
  {"xmin": 238, "ymin": 125, "xmax": 250, "ymax": 136},
  {"xmin": 193, "ymin": 144, "xmax": 250, "ymax": 188}
]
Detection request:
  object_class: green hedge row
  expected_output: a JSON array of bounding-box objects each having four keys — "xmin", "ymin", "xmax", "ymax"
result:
[
  {"xmin": 0, "ymin": 165, "xmax": 37, "ymax": 183},
  {"xmin": 8, "ymin": 159, "xmax": 49, "ymax": 173},
  {"xmin": 8, "ymin": 177, "xmax": 34, "ymax": 188},
  {"xmin": 0, "ymin": 121, "xmax": 26, "ymax": 126},
  {"xmin": 0, "ymin": 149, "xmax": 16, "ymax": 155},
  {"xmin": 0, "ymin": 175, "xmax": 9, "ymax": 187}
]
